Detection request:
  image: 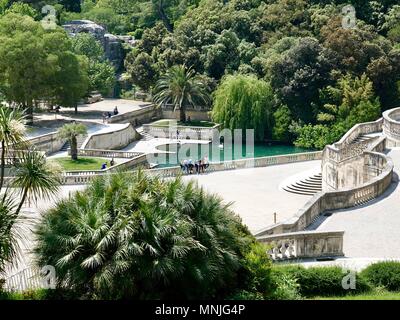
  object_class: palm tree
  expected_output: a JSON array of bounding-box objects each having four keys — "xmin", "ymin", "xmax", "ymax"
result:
[
  {"xmin": 12, "ymin": 149, "xmax": 62, "ymax": 215},
  {"xmin": 153, "ymin": 65, "xmax": 211, "ymax": 123},
  {"xmin": 34, "ymin": 171, "xmax": 252, "ymax": 299},
  {"xmin": 0, "ymin": 194, "xmax": 31, "ymax": 279},
  {"xmin": 59, "ymin": 123, "xmax": 87, "ymax": 161},
  {"xmin": 0, "ymin": 106, "xmax": 27, "ymax": 190}
]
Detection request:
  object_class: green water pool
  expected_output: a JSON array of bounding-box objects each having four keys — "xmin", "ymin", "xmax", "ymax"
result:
[{"xmin": 149, "ymin": 142, "xmax": 312, "ymax": 168}]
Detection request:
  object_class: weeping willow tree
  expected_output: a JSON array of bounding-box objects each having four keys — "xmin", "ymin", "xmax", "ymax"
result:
[{"xmin": 211, "ymin": 75, "xmax": 275, "ymax": 141}]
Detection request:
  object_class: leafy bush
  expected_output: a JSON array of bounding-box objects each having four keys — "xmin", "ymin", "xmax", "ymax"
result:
[
  {"xmin": 35, "ymin": 171, "xmax": 254, "ymax": 300},
  {"xmin": 360, "ymin": 261, "xmax": 400, "ymax": 291},
  {"xmin": 274, "ymin": 265, "xmax": 371, "ymax": 297},
  {"xmin": 241, "ymin": 242, "xmax": 274, "ymax": 297},
  {"xmin": 270, "ymin": 272, "xmax": 301, "ymax": 300}
]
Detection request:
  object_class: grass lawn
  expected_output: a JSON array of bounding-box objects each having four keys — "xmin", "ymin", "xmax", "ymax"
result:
[
  {"xmin": 312, "ymin": 289, "xmax": 400, "ymax": 300},
  {"xmin": 51, "ymin": 157, "xmax": 109, "ymax": 171},
  {"xmin": 151, "ymin": 119, "xmax": 216, "ymax": 128}
]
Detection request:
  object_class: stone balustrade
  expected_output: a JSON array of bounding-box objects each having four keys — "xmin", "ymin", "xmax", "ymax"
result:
[
  {"xmin": 383, "ymin": 108, "xmax": 400, "ymax": 145},
  {"xmin": 61, "ymin": 153, "xmax": 148, "ymax": 185},
  {"xmin": 147, "ymin": 151, "xmax": 322, "ymax": 178},
  {"xmin": 258, "ymin": 231, "xmax": 344, "ymax": 260},
  {"xmin": 255, "ymin": 148, "xmax": 393, "ymax": 237},
  {"xmin": 142, "ymin": 123, "xmax": 221, "ymax": 141},
  {"xmin": 334, "ymin": 118, "xmax": 383, "ymax": 148},
  {"xmin": 70, "ymin": 148, "xmax": 142, "ymax": 159}
]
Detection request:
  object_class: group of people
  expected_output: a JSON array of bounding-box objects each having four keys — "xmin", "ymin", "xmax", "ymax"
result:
[
  {"xmin": 180, "ymin": 156, "xmax": 209, "ymax": 174},
  {"xmin": 101, "ymin": 158, "xmax": 115, "ymax": 170},
  {"xmin": 102, "ymin": 106, "xmax": 119, "ymax": 123}
]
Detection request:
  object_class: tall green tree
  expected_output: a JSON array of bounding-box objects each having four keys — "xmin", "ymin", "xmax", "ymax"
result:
[
  {"xmin": 212, "ymin": 75, "xmax": 276, "ymax": 142},
  {"xmin": 153, "ymin": 65, "xmax": 210, "ymax": 122}
]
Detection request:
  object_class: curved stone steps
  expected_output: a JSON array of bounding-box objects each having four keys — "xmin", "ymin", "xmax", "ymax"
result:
[{"xmin": 282, "ymin": 173, "xmax": 322, "ymax": 196}]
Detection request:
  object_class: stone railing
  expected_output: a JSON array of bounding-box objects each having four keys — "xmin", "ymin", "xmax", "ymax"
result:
[
  {"xmin": 255, "ymin": 148, "xmax": 393, "ymax": 238},
  {"xmin": 334, "ymin": 118, "xmax": 383, "ymax": 148},
  {"xmin": 142, "ymin": 123, "xmax": 221, "ymax": 141},
  {"xmin": 82, "ymin": 123, "xmax": 141, "ymax": 150},
  {"xmin": 4, "ymin": 267, "xmax": 43, "ymax": 292},
  {"xmin": 383, "ymin": 107, "xmax": 400, "ymax": 144},
  {"xmin": 70, "ymin": 148, "xmax": 142, "ymax": 159},
  {"xmin": 258, "ymin": 231, "xmax": 344, "ymax": 260},
  {"xmin": 147, "ymin": 151, "xmax": 322, "ymax": 178},
  {"xmin": 61, "ymin": 153, "xmax": 148, "ymax": 185}
]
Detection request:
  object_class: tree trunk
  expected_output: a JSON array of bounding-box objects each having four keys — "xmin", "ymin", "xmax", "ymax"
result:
[
  {"xmin": 157, "ymin": 0, "xmax": 173, "ymax": 32},
  {"xmin": 71, "ymin": 136, "xmax": 78, "ymax": 161},
  {"xmin": 0, "ymin": 140, "xmax": 5, "ymax": 191},
  {"xmin": 74, "ymin": 104, "xmax": 78, "ymax": 114},
  {"xmin": 180, "ymin": 106, "xmax": 186, "ymax": 123},
  {"xmin": 25, "ymin": 105, "xmax": 33, "ymax": 125},
  {"xmin": 15, "ymin": 187, "xmax": 29, "ymax": 216}
]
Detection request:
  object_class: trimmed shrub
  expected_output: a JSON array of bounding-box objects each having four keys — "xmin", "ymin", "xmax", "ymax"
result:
[
  {"xmin": 361, "ymin": 261, "xmax": 400, "ymax": 291},
  {"xmin": 274, "ymin": 265, "xmax": 371, "ymax": 297}
]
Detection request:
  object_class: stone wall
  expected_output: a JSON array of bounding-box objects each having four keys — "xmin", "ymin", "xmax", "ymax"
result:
[
  {"xmin": 107, "ymin": 104, "xmax": 161, "ymax": 126},
  {"xmin": 83, "ymin": 124, "xmax": 140, "ymax": 150},
  {"xmin": 27, "ymin": 132, "xmax": 66, "ymax": 155}
]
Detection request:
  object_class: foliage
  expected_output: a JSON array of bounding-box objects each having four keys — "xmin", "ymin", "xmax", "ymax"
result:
[
  {"xmin": 294, "ymin": 74, "xmax": 381, "ymax": 149},
  {"xmin": 34, "ymin": 171, "xmax": 254, "ymax": 299},
  {"xmin": 212, "ymin": 75, "xmax": 275, "ymax": 141},
  {"xmin": 59, "ymin": 123, "xmax": 87, "ymax": 160},
  {"xmin": 360, "ymin": 261, "xmax": 400, "ymax": 291},
  {"xmin": 71, "ymin": 33, "xmax": 115, "ymax": 96},
  {"xmin": 272, "ymin": 105, "xmax": 294, "ymax": 143},
  {"xmin": 153, "ymin": 65, "xmax": 210, "ymax": 122},
  {"xmin": 0, "ymin": 14, "xmax": 88, "ymax": 122},
  {"xmin": 274, "ymin": 265, "xmax": 371, "ymax": 297}
]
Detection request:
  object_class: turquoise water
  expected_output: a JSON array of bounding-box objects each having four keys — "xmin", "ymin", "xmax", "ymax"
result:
[{"xmin": 150, "ymin": 142, "xmax": 311, "ymax": 168}]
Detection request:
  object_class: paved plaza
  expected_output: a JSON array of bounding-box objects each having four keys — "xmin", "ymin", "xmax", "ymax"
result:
[{"xmin": 182, "ymin": 161, "xmax": 321, "ymax": 233}]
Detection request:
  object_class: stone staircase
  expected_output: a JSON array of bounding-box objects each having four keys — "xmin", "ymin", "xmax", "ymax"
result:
[
  {"xmin": 351, "ymin": 134, "xmax": 374, "ymax": 144},
  {"xmin": 304, "ymin": 212, "xmax": 333, "ymax": 231},
  {"xmin": 282, "ymin": 173, "xmax": 322, "ymax": 196},
  {"xmin": 60, "ymin": 134, "xmax": 88, "ymax": 152},
  {"xmin": 136, "ymin": 127, "xmax": 154, "ymax": 141}
]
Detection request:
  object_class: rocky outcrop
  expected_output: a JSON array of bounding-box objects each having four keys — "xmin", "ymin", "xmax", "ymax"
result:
[{"xmin": 63, "ymin": 20, "xmax": 127, "ymax": 70}]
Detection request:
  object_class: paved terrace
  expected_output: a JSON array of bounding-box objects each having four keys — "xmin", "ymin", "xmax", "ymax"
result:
[
  {"xmin": 182, "ymin": 160, "xmax": 321, "ymax": 233},
  {"xmin": 317, "ymin": 148, "xmax": 400, "ymax": 259}
]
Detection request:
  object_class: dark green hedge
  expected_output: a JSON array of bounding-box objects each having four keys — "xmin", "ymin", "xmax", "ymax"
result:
[
  {"xmin": 360, "ymin": 261, "xmax": 400, "ymax": 291},
  {"xmin": 274, "ymin": 265, "xmax": 371, "ymax": 297}
]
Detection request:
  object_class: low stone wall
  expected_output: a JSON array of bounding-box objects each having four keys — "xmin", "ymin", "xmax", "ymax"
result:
[
  {"xmin": 72, "ymin": 149, "xmax": 142, "ymax": 159},
  {"xmin": 147, "ymin": 151, "xmax": 322, "ymax": 177},
  {"xmin": 107, "ymin": 104, "xmax": 161, "ymax": 126},
  {"xmin": 27, "ymin": 132, "xmax": 66, "ymax": 155},
  {"xmin": 143, "ymin": 123, "xmax": 221, "ymax": 141},
  {"xmin": 162, "ymin": 108, "xmax": 211, "ymax": 121},
  {"xmin": 61, "ymin": 153, "xmax": 148, "ymax": 185},
  {"xmin": 258, "ymin": 231, "xmax": 344, "ymax": 260},
  {"xmin": 82, "ymin": 124, "xmax": 140, "ymax": 150}
]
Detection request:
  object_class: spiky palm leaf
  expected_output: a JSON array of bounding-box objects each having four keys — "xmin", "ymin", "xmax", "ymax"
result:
[
  {"xmin": 35, "ymin": 171, "xmax": 252, "ymax": 299},
  {"xmin": 153, "ymin": 65, "xmax": 211, "ymax": 122}
]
